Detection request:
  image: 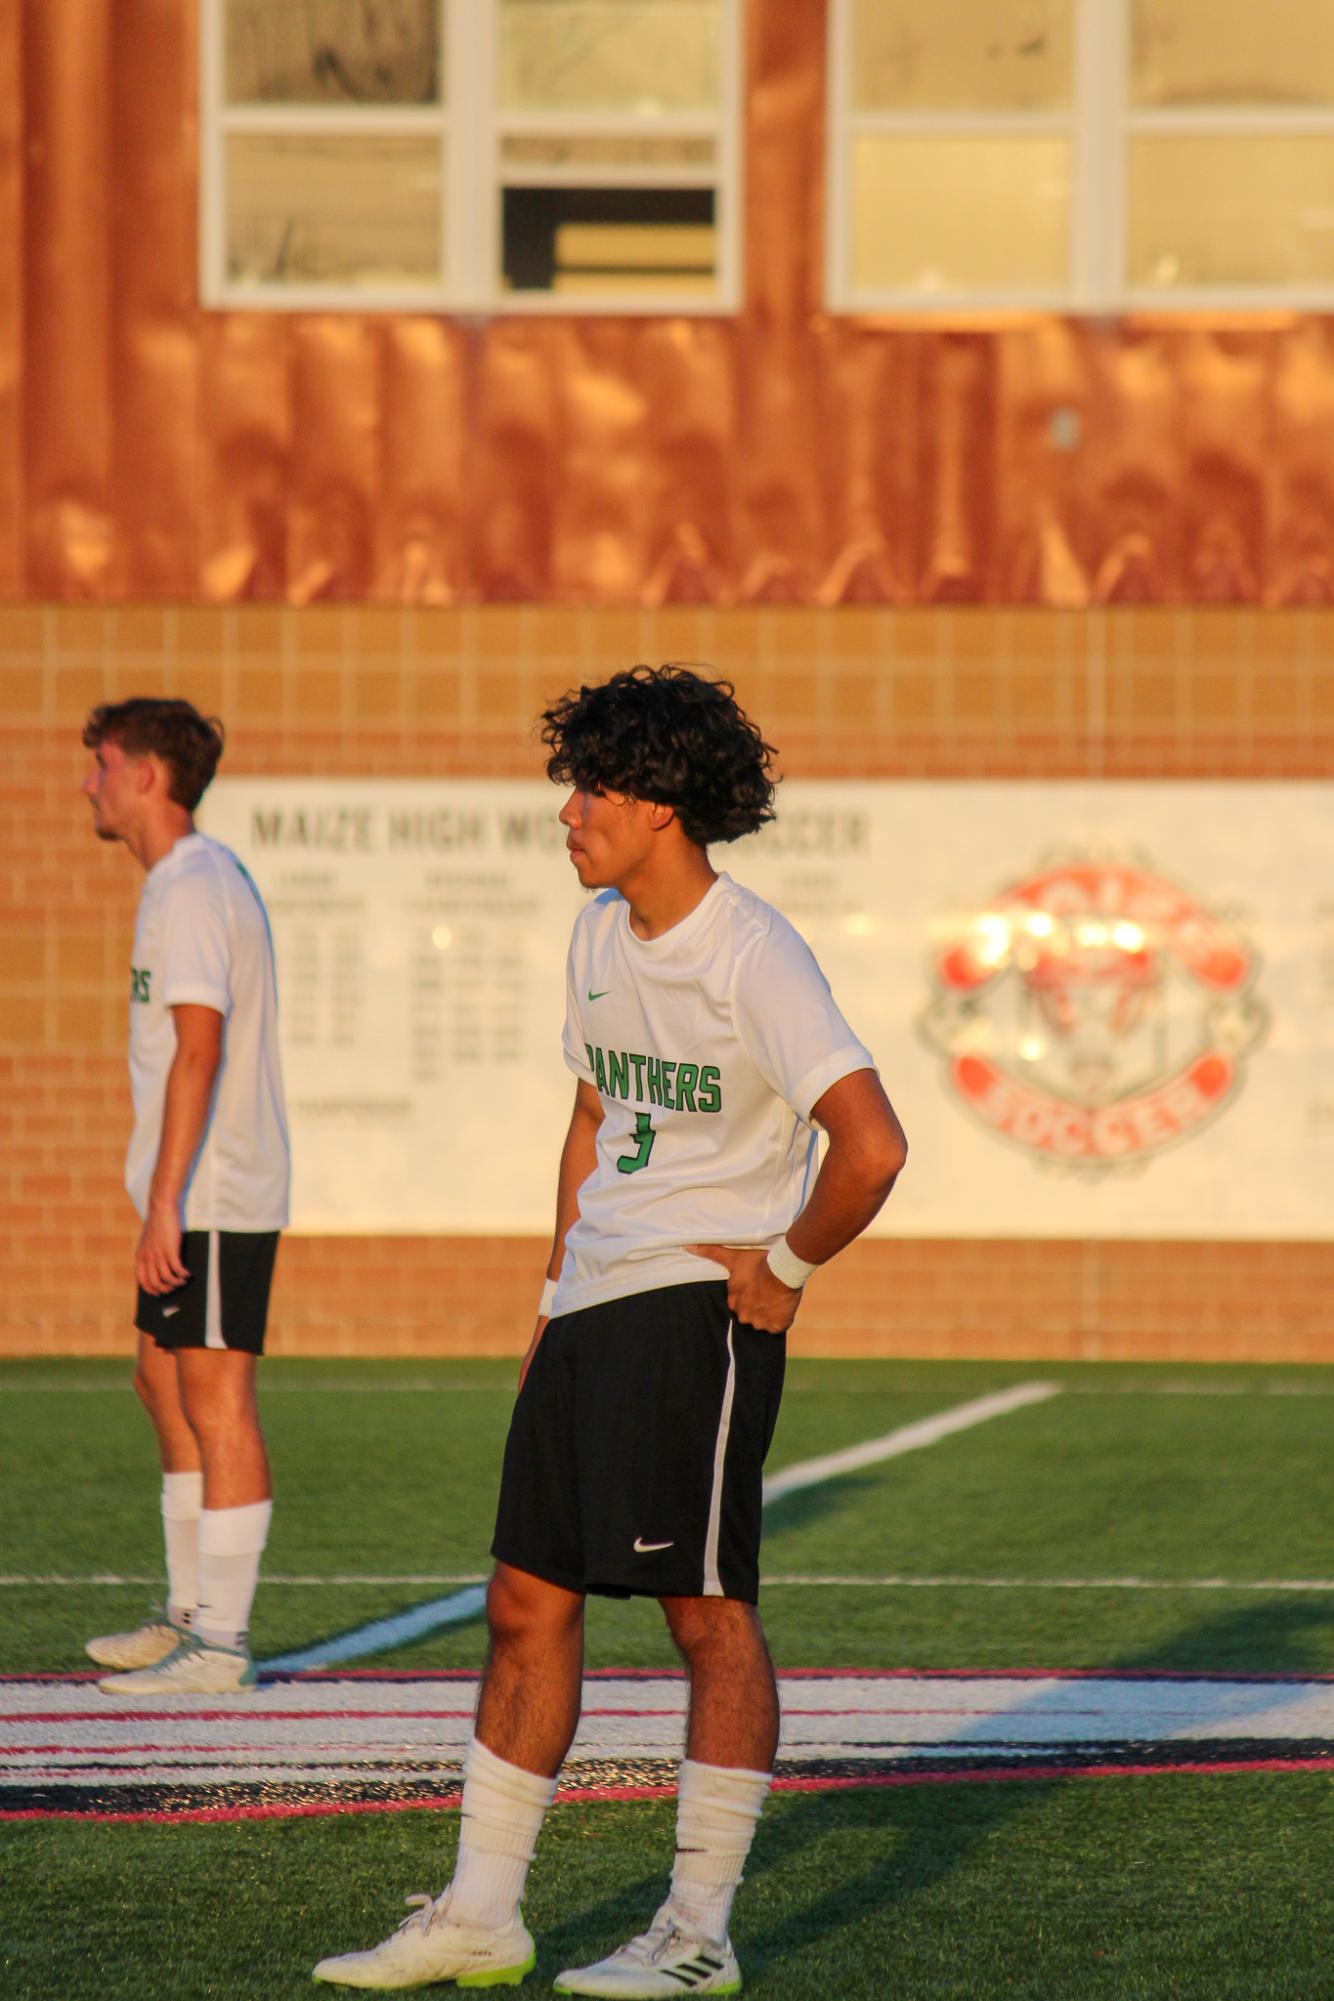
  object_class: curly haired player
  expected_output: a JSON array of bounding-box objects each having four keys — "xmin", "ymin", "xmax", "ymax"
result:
[{"xmin": 316, "ymin": 666, "xmax": 907, "ymax": 1995}]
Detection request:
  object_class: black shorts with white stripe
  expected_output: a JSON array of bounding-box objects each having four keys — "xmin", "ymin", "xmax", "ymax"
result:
[
  {"xmin": 135, "ymin": 1229, "xmax": 280, "ymax": 1356},
  {"xmin": 491, "ymin": 1279, "xmax": 786, "ymax": 1604}
]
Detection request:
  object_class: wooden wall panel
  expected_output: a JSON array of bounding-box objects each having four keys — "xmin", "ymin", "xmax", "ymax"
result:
[{"xmin": 6, "ymin": 1, "xmax": 1334, "ymax": 608}]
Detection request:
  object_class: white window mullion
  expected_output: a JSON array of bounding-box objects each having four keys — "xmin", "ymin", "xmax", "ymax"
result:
[
  {"xmin": 828, "ymin": 0, "xmax": 1082, "ymax": 312},
  {"xmin": 221, "ymin": 105, "xmax": 445, "ymax": 137},
  {"xmin": 825, "ymin": 0, "xmax": 852, "ymax": 310},
  {"xmin": 849, "ymin": 110, "xmax": 1071, "ymax": 137},
  {"xmin": 492, "ymin": 161, "xmax": 719, "ymax": 189},
  {"xmin": 445, "ymin": 0, "xmax": 483, "ymax": 304},
  {"xmin": 199, "ymin": 0, "xmax": 226, "ymax": 304},
  {"xmin": 204, "ymin": 0, "xmax": 742, "ymax": 314},
  {"xmin": 497, "ymin": 109, "xmax": 724, "ymax": 138},
  {"xmin": 1072, "ymin": 0, "xmax": 1125, "ymax": 310},
  {"xmin": 1130, "ymin": 107, "xmax": 1334, "ymax": 138},
  {"xmin": 712, "ymin": 0, "xmax": 742, "ymax": 308}
]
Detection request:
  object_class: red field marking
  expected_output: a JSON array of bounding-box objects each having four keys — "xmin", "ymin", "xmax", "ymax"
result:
[
  {"xmin": 2, "ymin": 1755, "xmax": 1332, "ymax": 1826},
  {"xmin": 4, "ymin": 1669, "xmax": 1331, "ymax": 1822}
]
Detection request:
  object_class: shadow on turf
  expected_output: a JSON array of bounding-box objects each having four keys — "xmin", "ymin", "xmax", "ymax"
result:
[
  {"xmin": 761, "ymin": 1468, "xmax": 884, "ymax": 1538},
  {"xmin": 252, "ymin": 1464, "xmax": 881, "ymax": 1668},
  {"xmin": 1113, "ymin": 1595, "xmax": 1334, "ymax": 1676},
  {"xmin": 252, "ymin": 1581, "xmax": 1334, "ymax": 1981},
  {"xmin": 739, "ymin": 1780, "xmax": 1033, "ymax": 1981},
  {"xmin": 728, "ymin": 1594, "xmax": 1334, "ymax": 1981}
]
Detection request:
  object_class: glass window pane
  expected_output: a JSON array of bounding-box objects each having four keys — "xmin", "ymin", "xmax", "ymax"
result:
[
  {"xmin": 502, "ymin": 186, "xmax": 715, "ymax": 294},
  {"xmin": 498, "ymin": 0, "xmax": 719, "ymax": 113},
  {"xmin": 851, "ymin": 0, "xmax": 1072, "ymax": 113},
  {"xmin": 226, "ymin": 133, "xmax": 442, "ymax": 286},
  {"xmin": 850, "ymin": 134, "xmax": 1068, "ymax": 292},
  {"xmin": 225, "ymin": 0, "xmax": 441, "ymax": 106},
  {"xmin": 1129, "ymin": 135, "xmax": 1334, "ymax": 290},
  {"xmin": 1131, "ymin": 0, "xmax": 1334, "ymax": 111}
]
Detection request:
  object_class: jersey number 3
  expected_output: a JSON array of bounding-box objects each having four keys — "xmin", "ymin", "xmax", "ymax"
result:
[{"xmin": 616, "ymin": 1112, "xmax": 657, "ymax": 1176}]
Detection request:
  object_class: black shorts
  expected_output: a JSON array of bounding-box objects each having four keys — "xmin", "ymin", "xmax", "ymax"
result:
[
  {"xmin": 135, "ymin": 1229, "xmax": 280, "ymax": 1356},
  {"xmin": 491, "ymin": 1280, "xmax": 786, "ymax": 1605}
]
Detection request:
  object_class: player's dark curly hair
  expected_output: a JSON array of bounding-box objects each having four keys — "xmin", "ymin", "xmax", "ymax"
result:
[
  {"xmin": 540, "ymin": 665, "xmax": 777, "ymax": 848},
  {"xmin": 82, "ymin": 698, "xmax": 225, "ymax": 811}
]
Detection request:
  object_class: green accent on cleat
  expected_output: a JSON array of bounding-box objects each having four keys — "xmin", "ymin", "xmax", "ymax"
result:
[{"xmin": 457, "ymin": 1951, "xmax": 536, "ymax": 1986}]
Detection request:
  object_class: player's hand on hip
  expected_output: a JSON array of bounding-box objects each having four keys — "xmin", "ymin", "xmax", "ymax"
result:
[
  {"xmin": 135, "ymin": 1203, "xmax": 190, "ymax": 1296},
  {"xmin": 686, "ymin": 1244, "xmax": 801, "ymax": 1334}
]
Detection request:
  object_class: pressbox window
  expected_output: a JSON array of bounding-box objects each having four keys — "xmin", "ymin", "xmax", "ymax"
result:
[
  {"xmin": 201, "ymin": 0, "xmax": 742, "ymax": 313},
  {"xmin": 827, "ymin": 0, "xmax": 1334, "ymax": 312}
]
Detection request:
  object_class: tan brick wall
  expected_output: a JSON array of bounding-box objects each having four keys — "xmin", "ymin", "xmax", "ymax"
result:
[{"xmin": 3, "ymin": 602, "xmax": 1332, "ymax": 1359}]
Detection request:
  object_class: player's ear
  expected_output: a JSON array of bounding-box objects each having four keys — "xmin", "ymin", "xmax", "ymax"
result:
[{"xmin": 647, "ymin": 802, "xmax": 676, "ymax": 831}]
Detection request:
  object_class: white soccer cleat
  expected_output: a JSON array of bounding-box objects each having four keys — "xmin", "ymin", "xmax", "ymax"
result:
[
  {"xmin": 99, "ymin": 1631, "xmax": 257, "ymax": 1695},
  {"xmin": 312, "ymin": 1891, "xmax": 536, "ymax": 1990},
  {"xmin": 553, "ymin": 1904, "xmax": 741, "ymax": 1997},
  {"xmin": 85, "ymin": 1618, "xmax": 184, "ymax": 1671}
]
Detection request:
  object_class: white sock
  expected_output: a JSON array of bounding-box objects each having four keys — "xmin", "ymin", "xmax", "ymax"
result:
[
  {"xmin": 193, "ymin": 1500, "xmax": 272, "ymax": 1654},
  {"xmin": 448, "ymin": 1737, "xmax": 557, "ymax": 1931},
  {"xmin": 669, "ymin": 1759, "xmax": 772, "ymax": 1944},
  {"xmin": 160, "ymin": 1471, "xmax": 203, "ymax": 1629}
]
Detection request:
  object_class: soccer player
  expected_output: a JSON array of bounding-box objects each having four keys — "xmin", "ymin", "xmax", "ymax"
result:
[
  {"xmin": 315, "ymin": 666, "xmax": 907, "ymax": 1995},
  {"xmin": 80, "ymin": 698, "xmax": 290, "ymax": 1695}
]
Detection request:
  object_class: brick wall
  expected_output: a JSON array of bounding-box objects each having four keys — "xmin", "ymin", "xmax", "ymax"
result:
[{"xmin": 3, "ymin": 602, "xmax": 1332, "ymax": 1360}]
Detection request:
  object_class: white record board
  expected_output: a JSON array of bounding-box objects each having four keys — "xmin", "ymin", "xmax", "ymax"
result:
[{"xmin": 199, "ymin": 780, "xmax": 1334, "ymax": 1240}]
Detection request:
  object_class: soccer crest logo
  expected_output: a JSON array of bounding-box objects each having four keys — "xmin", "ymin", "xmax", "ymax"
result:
[{"xmin": 921, "ymin": 857, "xmax": 1268, "ymax": 1174}]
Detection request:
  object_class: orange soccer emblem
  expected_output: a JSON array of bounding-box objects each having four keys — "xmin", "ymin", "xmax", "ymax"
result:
[{"xmin": 921, "ymin": 858, "xmax": 1268, "ymax": 1174}]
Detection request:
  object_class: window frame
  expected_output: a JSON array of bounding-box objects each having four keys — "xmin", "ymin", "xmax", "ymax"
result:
[
  {"xmin": 826, "ymin": 0, "xmax": 1334, "ymax": 314},
  {"xmin": 199, "ymin": 0, "xmax": 744, "ymax": 315}
]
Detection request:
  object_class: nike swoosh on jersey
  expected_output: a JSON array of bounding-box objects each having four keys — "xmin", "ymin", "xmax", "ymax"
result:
[
  {"xmin": 586, "ymin": 988, "xmax": 612, "ymax": 1001},
  {"xmin": 633, "ymin": 1536, "xmax": 674, "ymax": 1553}
]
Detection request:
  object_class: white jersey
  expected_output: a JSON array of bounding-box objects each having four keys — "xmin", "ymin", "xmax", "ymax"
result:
[
  {"xmin": 556, "ymin": 872, "xmax": 875, "ymax": 1314},
  {"xmin": 126, "ymin": 832, "xmax": 290, "ymax": 1231}
]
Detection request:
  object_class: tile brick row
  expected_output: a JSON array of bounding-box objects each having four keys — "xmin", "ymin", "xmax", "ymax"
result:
[{"xmin": 3, "ymin": 601, "xmax": 1331, "ymax": 1357}]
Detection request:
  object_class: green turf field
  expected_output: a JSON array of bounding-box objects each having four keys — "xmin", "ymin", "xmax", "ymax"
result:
[{"xmin": 2, "ymin": 1357, "xmax": 1332, "ymax": 1998}]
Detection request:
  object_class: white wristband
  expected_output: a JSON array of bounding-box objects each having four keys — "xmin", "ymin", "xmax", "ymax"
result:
[
  {"xmin": 539, "ymin": 1277, "xmax": 559, "ymax": 1318},
  {"xmin": 766, "ymin": 1237, "xmax": 818, "ymax": 1290}
]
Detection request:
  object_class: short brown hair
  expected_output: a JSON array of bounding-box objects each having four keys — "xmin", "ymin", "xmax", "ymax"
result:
[{"xmin": 82, "ymin": 698, "xmax": 226, "ymax": 811}]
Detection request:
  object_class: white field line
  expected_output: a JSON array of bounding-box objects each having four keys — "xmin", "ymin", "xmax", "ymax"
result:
[
  {"xmin": 3, "ymin": 1378, "xmax": 1333, "ymax": 1397},
  {"xmin": 760, "ymin": 1381, "xmax": 1062, "ymax": 1502},
  {"xmin": 260, "ymin": 1586, "xmax": 489, "ymax": 1673},
  {"xmin": 763, "ymin": 1575, "xmax": 1334, "ymax": 1592},
  {"xmin": 1069, "ymin": 1383, "xmax": 1334, "ymax": 1397},
  {"xmin": 256, "ymin": 1384, "xmax": 1063, "ymax": 1669},
  {"xmin": 0, "ymin": 1574, "xmax": 490, "ymax": 1588},
  {"xmin": 0, "ymin": 1380, "xmax": 509, "ymax": 1394},
  {"xmin": 7, "ymin": 1675, "xmax": 1334, "ymax": 1798},
  {"xmin": 7, "ymin": 1572, "xmax": 1334, "ymax": 1592},
  {"xmin": 271, "ymin": 1385, "xmax": 1066, "ymax": 1667}
]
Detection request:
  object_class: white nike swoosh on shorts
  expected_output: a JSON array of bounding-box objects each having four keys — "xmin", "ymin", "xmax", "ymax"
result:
[
  {"xmin": 162, "ymin": 1305, "xmax": 181, "ymax": 1317},
  {"xmin": 633, "ymin": 1537, "xmax": 674, "ymax": 1553}
]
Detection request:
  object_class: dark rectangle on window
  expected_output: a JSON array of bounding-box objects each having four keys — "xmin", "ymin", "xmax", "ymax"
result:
[{"xmin": 502, "ymin": 186, "xmax": 715, "ymax": 290}]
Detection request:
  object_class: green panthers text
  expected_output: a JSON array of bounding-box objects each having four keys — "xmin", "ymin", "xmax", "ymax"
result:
[{"xmin": 585, "ymin": 1042, "xmax": 722, "ymax": 1114}]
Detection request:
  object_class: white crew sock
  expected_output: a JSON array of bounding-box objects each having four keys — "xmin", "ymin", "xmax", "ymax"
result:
[
  {"xmin": 193, "ymin": 1500, "xmax": 272, "ymax": 1654},
  {"xmin": 669, "ymin": 1759, "xmax": 772, "ymax": 1944},
  {"xmin": 160, "ymin": 1471, "xmax": 203, "ymax": 1630},
  {"xmin": 448, "ymin": 1738, "xmax": 557, "ymax": 1931}
]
